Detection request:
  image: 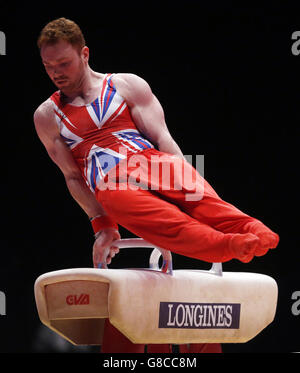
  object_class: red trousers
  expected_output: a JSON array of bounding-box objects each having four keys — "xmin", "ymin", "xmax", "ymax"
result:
[
  {"xmin": 97, "ymin": 148, "xmax": 279, "ymax": 263},
  {"xmin": 96, "ymin": 148, "xmax": 279, "ymax": 353}
]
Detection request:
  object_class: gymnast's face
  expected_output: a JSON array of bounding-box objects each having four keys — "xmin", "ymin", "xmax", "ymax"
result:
[{"xmin": 40, "ymin": 40, "xmax": 89, "ymax": 92}]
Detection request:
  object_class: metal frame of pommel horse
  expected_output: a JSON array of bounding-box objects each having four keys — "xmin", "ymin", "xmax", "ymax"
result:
[{"xmin": 34, "ymin": 238, "xmax": 278, "ymax": 347}]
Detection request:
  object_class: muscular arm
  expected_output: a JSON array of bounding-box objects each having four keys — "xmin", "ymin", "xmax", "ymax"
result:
[
  {"xmin": 33, "ymin": 99, "xmax": 106, "ymax": 219},
  {"xmin": 113, "ymin": 74, "xmax": 184, "ymax": 159},
  {"xmin": 34, "ymin": 100, "xmax": 120, "ymax": 267}
]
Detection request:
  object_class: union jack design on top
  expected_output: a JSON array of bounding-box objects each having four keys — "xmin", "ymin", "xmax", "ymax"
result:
[{"xmin": 50, "ymin": 73, "xmax": 154, "ymax": 192}]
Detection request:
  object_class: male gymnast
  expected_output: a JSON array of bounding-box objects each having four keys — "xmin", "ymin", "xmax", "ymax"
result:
[{"xmin": 34, "ymin": 18, "xmax": 279, "ymax": 353}]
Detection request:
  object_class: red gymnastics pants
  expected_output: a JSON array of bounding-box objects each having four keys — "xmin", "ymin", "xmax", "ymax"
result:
[{"xmin": 96, "ymin": 148, "xmax": 279, "ymax": 353}]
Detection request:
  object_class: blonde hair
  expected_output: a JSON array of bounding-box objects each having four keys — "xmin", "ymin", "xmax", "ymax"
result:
[{"xmin": 37, "ymin": 17, "xmax": 85, "ymax": 52}]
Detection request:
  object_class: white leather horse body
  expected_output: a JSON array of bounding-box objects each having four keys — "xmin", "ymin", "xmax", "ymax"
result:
[{"xmin": 34, "ymin": 239, "xmax": 278, "ymax": 345}]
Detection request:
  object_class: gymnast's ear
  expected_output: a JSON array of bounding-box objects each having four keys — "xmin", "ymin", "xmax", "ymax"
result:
[{"xmin": 80, "ymin": 46, "xmax": 89, "ymax": 64}]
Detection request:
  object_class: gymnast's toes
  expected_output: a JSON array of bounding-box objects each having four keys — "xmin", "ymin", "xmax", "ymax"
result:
[
  {"xmin": 257, "ymin": 232, "xmax": 280, "ymax": 250},
  {"xmin": 229, "ymin": 233, "xmax": 260, "ymax": 262}
]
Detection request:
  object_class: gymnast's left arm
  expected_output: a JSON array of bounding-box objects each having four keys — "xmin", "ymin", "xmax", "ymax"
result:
[{"xmin": 113, "ymin": 73, "xmax": 184, "ymax": 158}]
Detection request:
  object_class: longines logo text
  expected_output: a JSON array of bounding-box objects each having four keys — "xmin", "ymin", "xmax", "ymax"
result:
[
  {"xmin": 159, "ymin": 302, "xmax": 240, "ymax": 329},
  {"xmin": 0, "ymin": 32, "xmax": 6, "ymax": 55},
  {"xmin": 0, "ymin": 291, "xmax": 6, "ymax": 315}
]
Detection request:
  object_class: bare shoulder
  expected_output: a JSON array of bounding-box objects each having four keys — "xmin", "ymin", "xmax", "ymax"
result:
[
  {"xmin": 112, "ymin": 73, "xmax": 149, "ymax": 86},
  {"xmin": 33, "ymin": 98, "xmax": 59, "ymax": 144},
  {"xmin": 112, "ymin": 73, "xmax": 153, "ymax": 105},
  {"xmin": 33, "ymin": 98, "xmax": 55, "ymax": 125}
]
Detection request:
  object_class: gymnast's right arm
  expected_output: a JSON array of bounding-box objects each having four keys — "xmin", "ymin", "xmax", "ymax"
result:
[{"xmin": 33, "ymin": 99, "xmax": 120, "ymax": 266}]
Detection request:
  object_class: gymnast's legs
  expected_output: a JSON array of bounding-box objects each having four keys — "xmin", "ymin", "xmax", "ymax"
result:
[
  {"xmin": 97, "ymin": 150, "xmax": 279, "ymax": 353},
  {"xmin": 97, "ymin": 149, "xmax": 279, "ymax": 264}
]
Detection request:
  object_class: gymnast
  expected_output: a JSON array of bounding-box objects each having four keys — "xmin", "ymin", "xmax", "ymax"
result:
[{"xmin": 34, "ymin": 18, "xmax": 279, "ymax": 353}]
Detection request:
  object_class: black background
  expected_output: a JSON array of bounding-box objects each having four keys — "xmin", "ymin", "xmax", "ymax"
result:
[{"xmin": 0, "ymin": 1, "xmax": 299, "ymax": 353}]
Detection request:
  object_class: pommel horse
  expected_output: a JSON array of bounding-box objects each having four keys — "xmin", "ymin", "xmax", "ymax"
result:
[{"xmin": 34, "ymin": 238, "xmax": 278, "ymax": 346}]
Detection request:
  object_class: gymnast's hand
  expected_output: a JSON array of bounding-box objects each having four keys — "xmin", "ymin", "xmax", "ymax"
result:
[{"xmin": 93, "ymin": 228, "xmax": 121, "ymax": 268}]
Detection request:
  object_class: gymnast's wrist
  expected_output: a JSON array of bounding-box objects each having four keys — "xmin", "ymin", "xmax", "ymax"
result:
[{"xmin": 90, "ymin": 215, "xmax": 118, "ymax": 237}]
